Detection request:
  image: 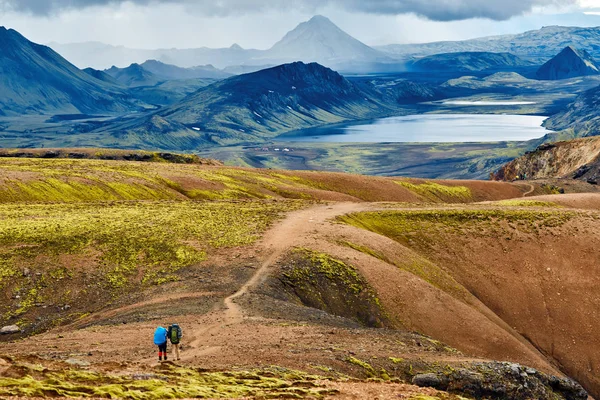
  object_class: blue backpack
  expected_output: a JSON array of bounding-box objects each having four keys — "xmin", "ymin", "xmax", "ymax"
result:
[{"xmin": 153, "ymin": 326, "xmax": 167, "ymax": 345}]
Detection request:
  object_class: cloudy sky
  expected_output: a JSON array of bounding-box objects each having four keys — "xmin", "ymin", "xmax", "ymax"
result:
[{"xmin": 1, "ymin": 0, "xmax": 600, "ymax": 49}]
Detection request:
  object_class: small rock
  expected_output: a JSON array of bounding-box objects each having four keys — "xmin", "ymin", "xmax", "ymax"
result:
[
  {"xmin": 0, "ymin": 325, "xmax": 20, "ymax": 335},
  {"xmin": 526, "ymin": 368, "xmax": 537, "ymax": 375},
  {"xmin": 65, "ymin": 358, "xmax": 90, "ymax": 367},
  {"xmin": 507, "ymin": 363, "xmax": 521, "ymax": 376},
  {"xmin": 412, "ymin": 373, "xmax": 446, "ymax": 389},
  {"xmin": 22, "ymin": 268, "xmax": 31, "ymax": 277}
]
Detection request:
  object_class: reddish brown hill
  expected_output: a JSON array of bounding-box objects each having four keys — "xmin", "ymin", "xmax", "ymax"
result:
[{"xmin": 494, "ymin": 136, "xmax": 600, "ymax": 183}]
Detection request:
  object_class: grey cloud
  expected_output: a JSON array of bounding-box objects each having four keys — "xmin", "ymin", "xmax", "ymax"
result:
[{"xmin": 0, "ymin": 0, "xmax": 577, "ymax": 21}]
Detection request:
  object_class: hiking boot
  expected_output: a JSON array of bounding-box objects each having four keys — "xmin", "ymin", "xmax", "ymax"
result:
[
  {"xmin": 159, "ymin": 356, "xmax": 162, "ymax": 361},
  {"xmin": 164, "ymin": 355, "xmax": 168, "ymax": 361}
]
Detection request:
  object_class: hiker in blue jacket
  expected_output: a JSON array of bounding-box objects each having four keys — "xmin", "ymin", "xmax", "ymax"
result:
[{"xmin": 154, "ymin": 326, "xmax": 168, "ymax": 361}]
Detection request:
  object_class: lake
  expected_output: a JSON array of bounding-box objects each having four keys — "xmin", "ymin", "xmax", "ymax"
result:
[{"xmin": 278, "ymin": 114, "xmax": 552, "ymax": 143}]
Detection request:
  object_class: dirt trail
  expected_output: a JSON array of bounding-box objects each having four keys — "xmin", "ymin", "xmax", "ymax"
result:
[
  {"xmin": 68, "ymin": 292, "xmax": 221, "ymax": 330},
  {"xmin": 186, "ymin": 202, "xmax": 369, "ymax": 352},
  {"xmin": 522, "ymin": 183, "xmax": 536, "ymax": 197}
]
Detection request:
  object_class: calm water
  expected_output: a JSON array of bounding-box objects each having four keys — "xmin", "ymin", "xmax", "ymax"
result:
[{"xmin": 278, "ymin": 114, "xmax": 551, "ymax": 143}]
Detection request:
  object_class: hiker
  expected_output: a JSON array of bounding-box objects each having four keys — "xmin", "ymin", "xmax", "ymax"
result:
[
  {"xmin": 154, "ymin": 326, "xmax": 168, "ymax": 361},
  {"xmin": 168, "ymin": 323, "xmax": 183, "ymax": 361}
]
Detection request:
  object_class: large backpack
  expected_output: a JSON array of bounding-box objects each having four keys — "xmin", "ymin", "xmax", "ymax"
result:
[
  {"xmin": 169, "ymin": 324, "xmax": 180, "ymax": 344},
  {"xmin": 153, "ymin": 326, "xmax": 167, "ymax": 345}
]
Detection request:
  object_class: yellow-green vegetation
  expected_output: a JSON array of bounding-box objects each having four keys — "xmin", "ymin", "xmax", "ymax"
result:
[
  {"xmin": 346, "ymin": 356, "xmax": 377, "ymax": 377},
  {"xmin": 0, "ymin": 363, "xmax": 336, "ymax": 399},
  {"xmin": 0, "ymin": 148, "xmax": 217, "ymax": 165},
  {"xmin": 339, "ymin": 209, "xmax": 577, "ymax": 242},
  {"xmin": 495, "ymin": 199, "xmax": 561, "ymax": 208},
  {"xmin": 280, "ymin": 249, "xmax": 389, "ymax": 328},
  {"xmin": 0, "ymin": 158, "xmax": 361, "ymax": 202},
  {"xmin": 345, "ymin": 357, "xmax": 390, "ymax": 381},
  {"xmin": 541, "ymin": 184, "xmax": 566, "ymax": 195},
  {"xmin": 337, "ymin": 240, "xmax": 467, "ymax": 298},
  {"xmin": 339, "ymin": 240, "xmax": 389, "ymax": 263},
  {"xmin": 395, "ymin": 181, "xmax": 472, "ymax": 203},
  {"xmin": 0, "ymin": 200, "xmax": 301, "ymax": 328}
]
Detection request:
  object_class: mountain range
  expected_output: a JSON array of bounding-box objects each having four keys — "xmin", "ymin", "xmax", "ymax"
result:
[
  {"xmin": 93, "ymin": 62, "xmax": 439, "ymax": 148},
  {"xmin": 0, "ymin": 27, "xmax": 145, "ymax": 115},
  {"xmin": 49, "ymin": 21, "xmax": 600, "ymax": 72},
  {"xmin": 410, "ymin": 51, "xmax": 535, "ymax": 73},
  {"xmin": 377, "ymin": 25, "xmax": 600, "ymax": 64},
  {"xmin": 49, "ymin": 16, "xmax": 391, "ymax": 71}
]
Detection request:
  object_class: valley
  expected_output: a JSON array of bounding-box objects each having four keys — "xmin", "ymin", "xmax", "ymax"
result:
[
  {"xmin": 4, "ymin": 7, "xmax": 600, "ymax": 400},
  {"xmin": 3, "ymin": 18, "xmax": 600, "ymax": 179}
]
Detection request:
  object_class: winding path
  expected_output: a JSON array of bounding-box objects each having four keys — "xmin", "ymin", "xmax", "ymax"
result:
[{"xmin": 187, "ymin": 202, "xmax": 367, "ymax": 351}]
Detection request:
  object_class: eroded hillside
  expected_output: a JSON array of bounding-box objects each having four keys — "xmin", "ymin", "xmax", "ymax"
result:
[{"xmin": 494, "ymin": 136, "xmax": 600, "ymax": 183}]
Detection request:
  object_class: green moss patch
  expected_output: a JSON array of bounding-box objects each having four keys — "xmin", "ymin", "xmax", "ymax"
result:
[
  {"xmin": 279, "ymin": 249, "xmax": 389, "ymax": 328},
  {"xmin": 395, "ymin": 182, "xmax": 472, "ymax": 203},
  {"xmin": 494, "ymin": 199, "xmax": 561, "ymax": 208},
  {"xmin": 0, "ymin": 364, "xmax": 337, "ymax": 399},
  {"xmin": 339, "ymin": 209, "xmax": 576, "ymax": 242}
]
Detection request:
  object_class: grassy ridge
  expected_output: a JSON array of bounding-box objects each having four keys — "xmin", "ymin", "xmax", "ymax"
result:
[
  {"xmin": 339, "ymin": 208, "xmax": 577, "ymax": 245},
  {"xmin": 0, "ymin": 158, "xmax": 524, "ymax": 203}
]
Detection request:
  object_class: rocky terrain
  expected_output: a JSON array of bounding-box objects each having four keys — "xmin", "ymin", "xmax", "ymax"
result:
[{"xmin": 493, "ymin": 136, "xmax": 600, "ymax": 184}]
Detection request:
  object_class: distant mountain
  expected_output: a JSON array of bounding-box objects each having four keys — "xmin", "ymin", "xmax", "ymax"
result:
[
  {"xmin": 377, "ymin": 26, "xmax": 600, "ymax": 64},
  {"xmin": 49, "ymin": 16, "xmax": 389, "ymax": 71},
  {"xmin": 544, "ymin": 83, "xmax": 600, "ymax": 135},
  {"xmin": 263, "ymin": 15, "xmax": 387, "ymax": 66},
  {"xmin": 105, "ymin": 63, "xmax": 164, "ymax": 87},
  {"xmin": 140, "ymin": 60, "xmax": 232, "ymax": 80},
  {"xmin": 222, "ymin": 64, "xmax": 274, "ymax": 75},
  {"xmin": 50, "ymin": 41, "xmax": 259, "ymax": 70},
  {"xmin": 0, "ymin": 27, "xmax": 143, "ymax": 115},
  {"xmin": 100, "ymin": 62, "xmax": 436, "ymax": 147},
  {"xmin": 536, "ymin": 46, "xmax": 600, "ymax": 80},
  {"xmin": 82, "ymin": 67, "xmax": 120, "ymax": 85},
  {"xmin": 411, "ymin": 52, "xmax": 534, "ymax": 72},
  {"xmin": 129, "ymin": 78, "xmax": 217, "ymax": 106}
]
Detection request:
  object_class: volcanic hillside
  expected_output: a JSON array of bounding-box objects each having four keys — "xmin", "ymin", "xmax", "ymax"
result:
[
  {"xmin": 494, "ymin": 136, "xmax": 600, "ymax": 183},
  {"xmin": 0, "ymin": 155, "xmax": 598, "ymax": 399}
]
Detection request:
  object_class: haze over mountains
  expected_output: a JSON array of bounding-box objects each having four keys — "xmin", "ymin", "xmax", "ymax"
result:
[
  {"xmin": 50, "ymin": 20, "xmax": 600, "ymax": 74},
  {"xmin": 50, "ymin": 16, "xmax": 390, "ymax": 71}
]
